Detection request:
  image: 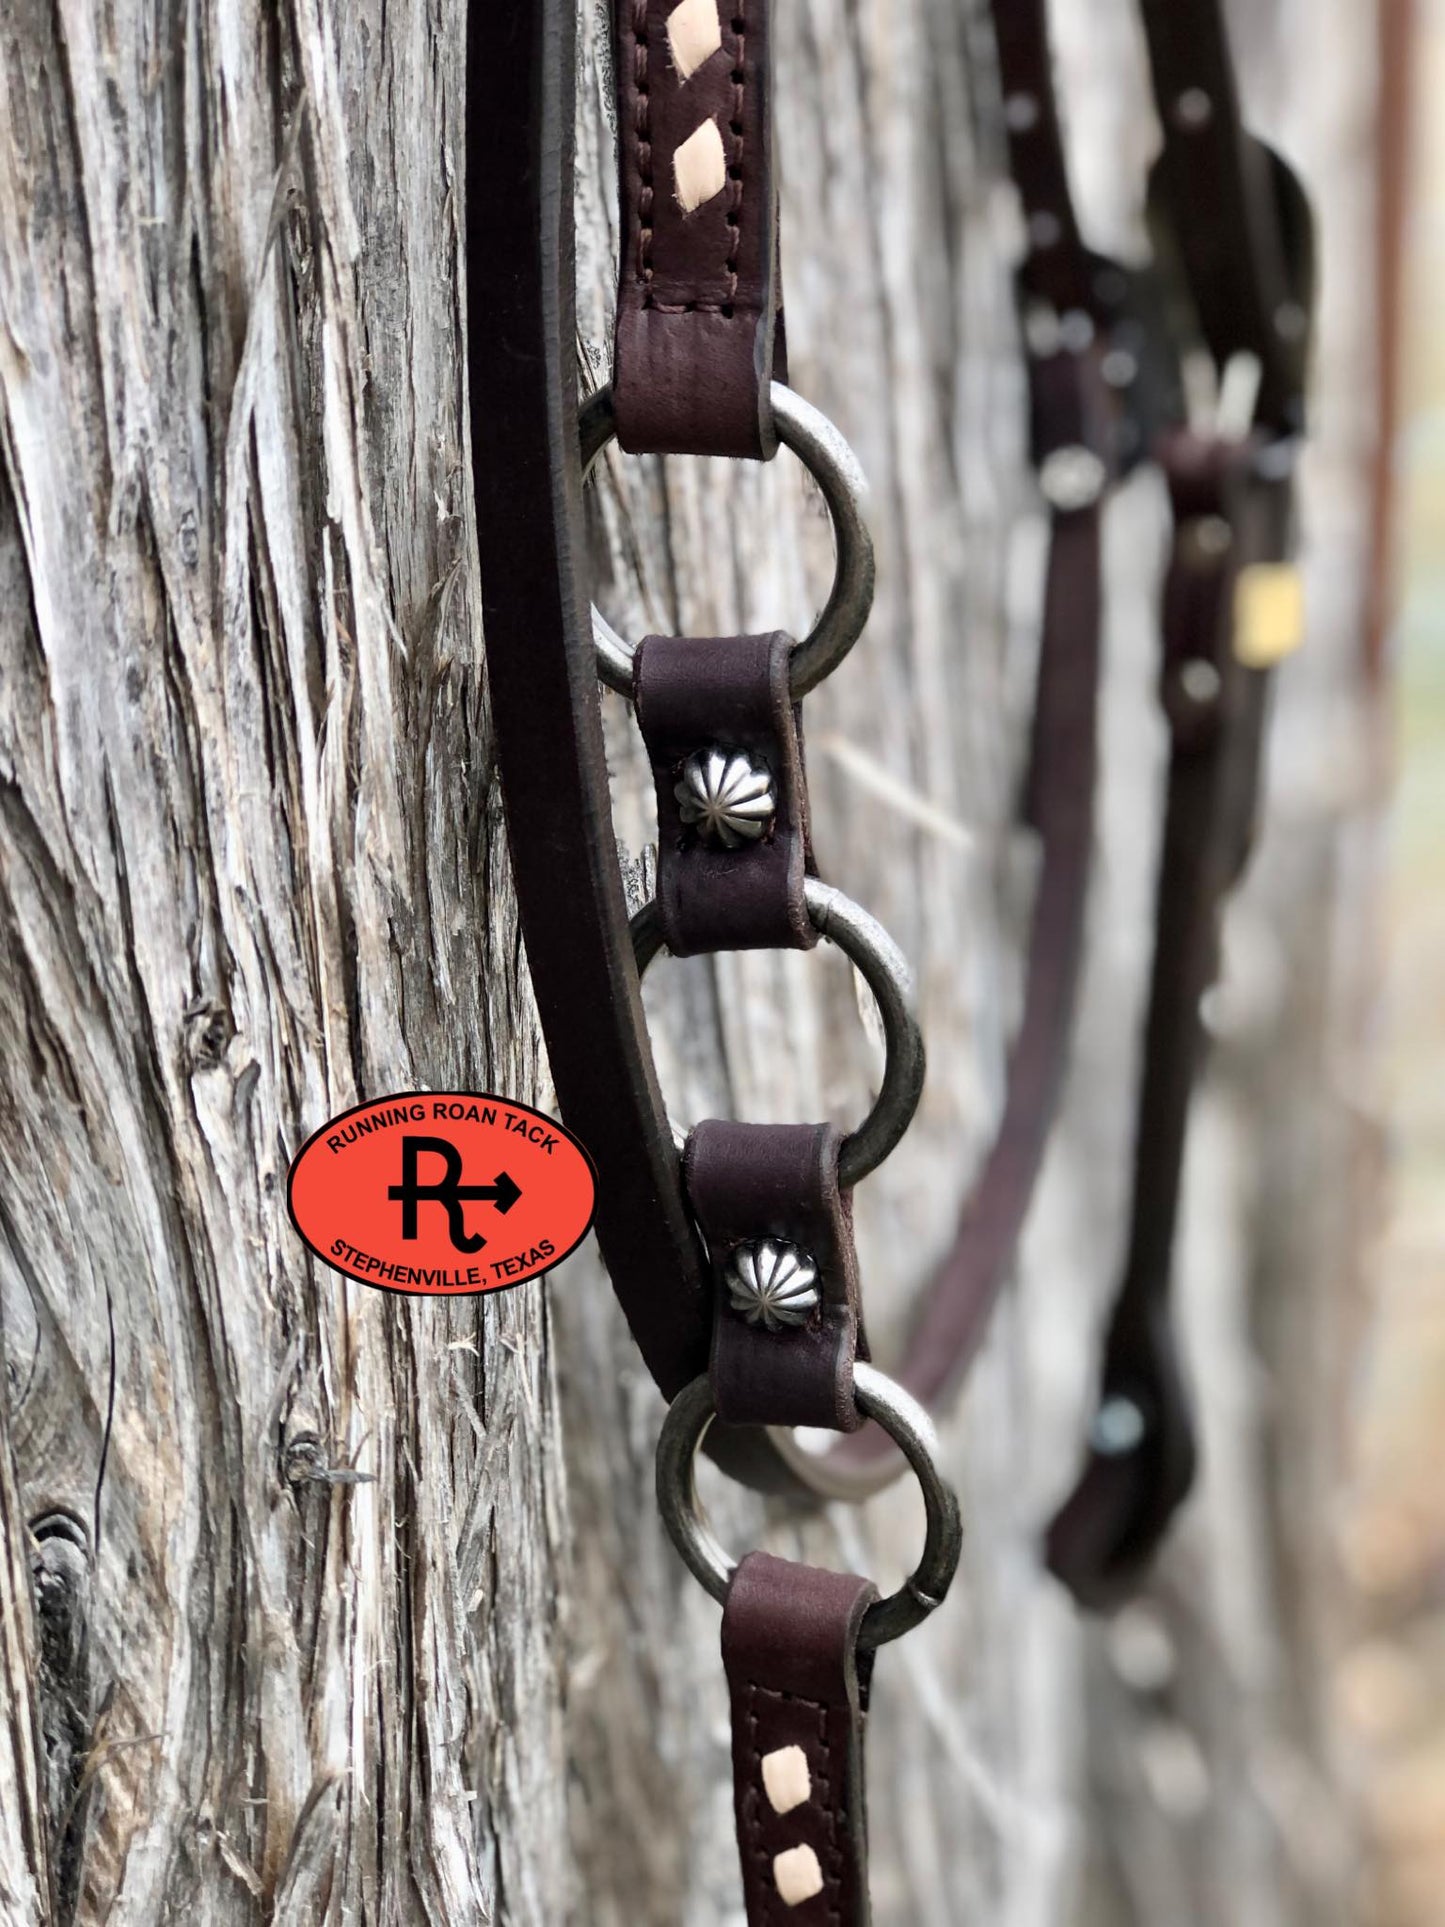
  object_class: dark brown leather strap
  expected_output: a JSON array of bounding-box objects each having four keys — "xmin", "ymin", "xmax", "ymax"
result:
[
  {"xmin": 1140, "ymin": 0, "xmax": 1315, "ymax": 437},
  {"xmin": 722, "ymin": 1553, "xmax": 877, "ymax": 1926},
  {"xmin": 796, "ymin": 18, "xmax": 1118, "ymax": 1473},
  {"xmin": 889, "ymin": 492, "xmax": 1102, "ymax": 1412},
  {"xmin": 809, "ymin": 484, "xmax": 1101, "ymax": 1490},
  {"xmin": 686, "ymin": 1122, "xmax": 866, "ymax": 1433},
  {"xmin": 613, "ymin": 0, "xmax": 784, "ymax": 458},
  {"xmin": 469, "ymin": 0, "xmax": 803, "ymax": 1498},
  {"xmin": 993, "ymin": 0, "xmax": 1095, "ymax": 317},
  {"xmin": 1047, "ymin": 431, "xmax": 1292, "ymax": 1606},
  {"xmin": 468, "ymin": 0, "xmax": 709, "ymax": 1390},
  {"xmin": 635, "ymin": 632, "xmax": 816, "ymax": 955},
  {"xmin": 1037, "ymin": 0, "xmax": 1315, "ymax": 1605}
]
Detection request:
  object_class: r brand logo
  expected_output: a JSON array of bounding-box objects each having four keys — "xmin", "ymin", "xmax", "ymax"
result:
[
  {"xmin": 386, "ymin": 1136, "xmax": 522, "ymax": 1252},
  {"xmin": 287, "ymin": 1093, "xmax": 596, "ymax": 1297}
]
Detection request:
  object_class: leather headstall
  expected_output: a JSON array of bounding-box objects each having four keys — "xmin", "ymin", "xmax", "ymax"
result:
[{"xmin": 464, "ymin": 0, "xmax": 1316, "ymax": 1915}]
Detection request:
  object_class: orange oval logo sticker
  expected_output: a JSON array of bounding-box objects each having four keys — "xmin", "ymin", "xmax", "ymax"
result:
[{"xmin": 287, "ymin": 1092, "xmax": 596, "ymax": 1296}]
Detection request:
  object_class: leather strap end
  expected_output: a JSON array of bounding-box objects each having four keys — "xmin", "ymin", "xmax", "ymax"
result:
[
  {"xmin": 722, "ymin": 1552, "xmax": 877, "ymax": 1925},
  {"xmin": 1045, "ymin": 1309, "xmax": 1198, "ymax": 1610},
  {"xmin": 685, "ymin": 1120, "xmax": 867, "ymax": 1433},
  {"xmin": 1044, "ymin": 1421, "xmax": 1199, "ymax": 1612}
]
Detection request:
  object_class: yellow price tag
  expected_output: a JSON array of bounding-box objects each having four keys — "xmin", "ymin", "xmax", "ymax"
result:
[{"xmin": 1233, "ymin": 563, "xmax": 1305, "ymax": 669}]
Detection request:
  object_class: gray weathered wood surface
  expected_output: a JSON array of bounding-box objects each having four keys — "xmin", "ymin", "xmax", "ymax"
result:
[{"xmin": 0, "ymin": 0, "xmax": 1381, "ymax": 1921}]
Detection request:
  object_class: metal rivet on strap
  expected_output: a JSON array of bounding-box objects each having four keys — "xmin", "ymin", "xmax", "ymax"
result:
[
  {"xmin": 726, "ymin": 1239, "xmax": 820, "ymax": 1330},
  {"xmin": 1173, "ymin": 87, "xmax": 1214, "ymax": 130},
  {"xmin": 1091, "ymin": 1395, "xmax": 1148, "ymax": 1456},
  {"xmin": 1188, "ymin": 515, "xmax": 1234, "ymax": 560},
  {"xmin": 1179, "ymin": 660, "xmax": 1222, "ymax": 705},
  {"xmin": 675, "ymin": 748, "xmax": 776, "ymax": 849},
  {"xmin": 1003, "ymin": 91, "xmax": 1040, "ymax": 133},
  {"xmin": 1058, "ymin": 309, "xmax": 1095, "ymax": 354},
  {"xmin": 1039, "ymin": 445, "xmax": 1107, "ymax": 512},
  {"xmin": 1024, "ymin": 303, "xmax": 1062, "ymax": 358}
]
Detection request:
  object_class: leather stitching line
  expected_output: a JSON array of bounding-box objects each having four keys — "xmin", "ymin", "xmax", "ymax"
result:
[
  {"xmin": 745, "ymin": 1681, "xmax": 845, "ymax": 1923},
  {"xmin": 633, "ymin": 2, "xmax": 654, "ymax": 297},
  {"xmin": 742, "ymin": 1682, "xmax": 775, "ymax": 1924},
  {"xmin": 726, "ymin": 4, "xmax": 744, "ymax": 301}
]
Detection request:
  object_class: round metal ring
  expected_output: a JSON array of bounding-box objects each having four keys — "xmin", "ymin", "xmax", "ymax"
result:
[
  {"xmin": 630, "ymin": 877, "xmax": 925, "ymax": 1187},
  {"xmin": 655, "ymin": 1362, "xmax": 963, "ymax": 1651},
  {"xmin": 579, "ymin": 382, "xmax": 876, "ymax": 699}
]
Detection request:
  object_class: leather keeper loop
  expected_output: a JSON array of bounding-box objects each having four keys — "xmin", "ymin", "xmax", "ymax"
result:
[
  {"xmin": 635, "ymin": 632, "xmax": 816, "ymax": 957},
  {"xmin": 613, "ymin": 0, "xmax": 785, "ymax": 458},
  {"xmin": 1157, "ymin": 431, "xmax": 1296, "ymax": 749},
  {"xmin": 722, "ymin": 1552, "xmax": 876, "ymax": 1926},
  {"xmin": 684, "ymin": 1121, "xmax": 867, "ymax": 1433}
]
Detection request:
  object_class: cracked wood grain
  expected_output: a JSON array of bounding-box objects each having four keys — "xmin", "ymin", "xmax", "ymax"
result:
[{"xmin": 1, "ymin": 1, "xmax": 558, "ymax": 1920}]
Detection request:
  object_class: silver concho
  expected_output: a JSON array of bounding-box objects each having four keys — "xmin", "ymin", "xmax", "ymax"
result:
[
  {"xmin": 1038, "ymin": 443, "xmax": 1107, "ymax": 512},
  {"xmin": 725, "ymin": 1239, "xmax": 820, "ymax": 1331},
  {"xmin": 675, "ymin": 748, "xmax": 776, "ymax": 850}
]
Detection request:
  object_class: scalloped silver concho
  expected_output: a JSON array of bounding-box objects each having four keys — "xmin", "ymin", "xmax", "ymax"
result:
[
  {"xmin": 675, "ymin": 747, "xmax": 776, "ymax": 850},
  {"xmin": 725, "ymin": 1238, "xmax": 821, "ymax": 1331}
]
